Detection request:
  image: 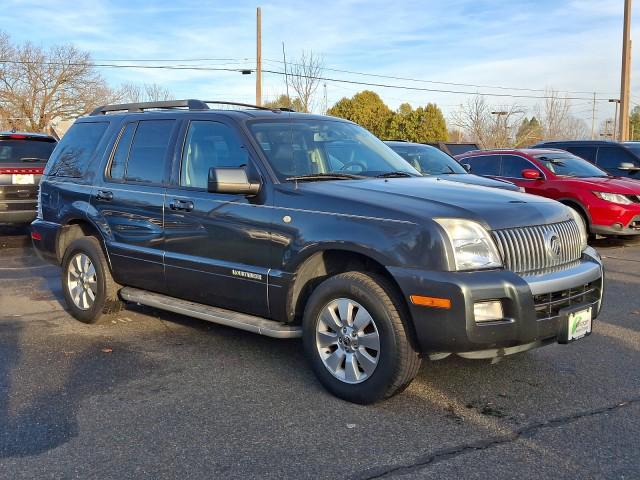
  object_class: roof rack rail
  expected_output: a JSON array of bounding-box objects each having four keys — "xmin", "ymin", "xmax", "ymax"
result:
[
  {"xmin": 203, "ymin": 100, "xmax": 280, "ymax": 112},
  {"xmin": 90, "ymin": 99, "xmax": 296, "ymax": 116},
  {"xmin": 90, "ymin": 99, "xmax": 210, "ymax": 116}
]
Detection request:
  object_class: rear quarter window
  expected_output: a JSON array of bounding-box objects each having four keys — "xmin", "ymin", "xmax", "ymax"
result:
[{"xmin": 46, "ymin": 122, "xmax": 109, "ymax": 177}]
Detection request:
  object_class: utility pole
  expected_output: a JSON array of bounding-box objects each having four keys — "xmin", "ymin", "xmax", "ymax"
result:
[
  {"xmin": 610, "ymin": 99, "xmax": 621, "ymax": 141},
  {"xmin": 323, "ymin": 83, "xmax": 328, "ymax": 114},
  {"xmin": 256, "ymin": 7, "xmax": 262, "ymax": 106},
  {"xmin": 591, "ymin": 92, "xmax": 596, "ymax": 139},
  {"xmin": 619, "ymin": 0, "xmax": 632, "ymax": 141}
]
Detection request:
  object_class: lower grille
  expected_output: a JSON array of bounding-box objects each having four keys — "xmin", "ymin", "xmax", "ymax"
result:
[
  {"xmin": 533, "ymin": 280, "xmax": 601, "ymax": 321},
  {"xmin": 492, "ymin": 220, "xmax": 583, "ymax": 275}
]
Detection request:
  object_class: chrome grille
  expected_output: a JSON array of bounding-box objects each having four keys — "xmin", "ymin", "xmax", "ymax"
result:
[{"xmin": 492, "ymin": 220, "xmax": 583, "ymax": 275}]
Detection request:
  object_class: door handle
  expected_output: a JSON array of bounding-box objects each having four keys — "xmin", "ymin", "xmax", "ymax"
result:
[
  {"xmin": 95, "ymin": 190, "xmax": 113, "ymax": 201},
  {"xmin": 169, "ymin": 199, "xmax": 194, "ymax": 212}
]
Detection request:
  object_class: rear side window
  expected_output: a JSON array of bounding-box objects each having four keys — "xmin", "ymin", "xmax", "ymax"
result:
[
  {"xmin": 180, "ymin": 121, "xmax": 248, "ymax": 188},
  {"xmin": 47, "ymin": 122, "xmax": 108, "ymax": 177},
  {"xmin": 465, "ymin": 155, "xmax": 501, "ymax": 176},
  {"xmin": 500, "ymin": 155, "xmax": 540, "ymax": 178},
  {"xmin": 564, "ymin": 146, "xmax": 597, "ymax": 162},
  {"xmin": 0, "ymin": 139, "xmax": 56, "ymax": 163},
  {"xmin": 107, "ymin": 120, "xmax": 175, "ymax": 184}
]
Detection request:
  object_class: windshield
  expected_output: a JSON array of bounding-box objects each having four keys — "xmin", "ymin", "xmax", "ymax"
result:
[
  {"xmin": 248, "ymin": 119, "xmax": 419, "ymax": 180},
  {"xmin": 388, "ymin": 144, "xmax": 467, "ymax": 175},
  {"xmin": 0, "ymin": 139, "xmax": 56, "ymax": 163},
  {"xmin": 534, "ymin": 152, "xmax": 609, "ymax": 178}
]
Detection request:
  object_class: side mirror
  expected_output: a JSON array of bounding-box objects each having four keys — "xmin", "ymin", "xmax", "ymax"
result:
[
  {"xmin": 617, "ymin": 162, "xmax": 638, "ymax": 171},
  {"xmin": 522, "ymin": 169, "xmax": 541, "ymax": 180},
  {"xmin": 208, "ymin": 167, "xmax": 260, "ymax": 195},
  {"xmin": 462, "ymin": 163, "xmax": 471, "ymax": 172}
]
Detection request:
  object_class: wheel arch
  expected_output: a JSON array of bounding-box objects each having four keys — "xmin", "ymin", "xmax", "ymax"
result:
[
  {"xmin": 56, "ymin": 218, "xmax": 111, "ymax": 266},
  {"xmin": 285, "ymin": 248, "xmax": 420, "ymax": 351},
  {"xmin": 556, "ymin": 198, "xmax": 592, "ymax": 230}
]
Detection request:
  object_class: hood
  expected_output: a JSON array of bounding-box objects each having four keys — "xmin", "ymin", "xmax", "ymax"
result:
[
  {"xmin": 432, "ymin": 173, "xmax": 519, "ymax": 191},
  {"xmin": 561, "ymin": 176, "xmax": 640, "ymax": 194},
  {"xmin": 293, "ymin": 177, "xmax": 570, "ymax": 230}
]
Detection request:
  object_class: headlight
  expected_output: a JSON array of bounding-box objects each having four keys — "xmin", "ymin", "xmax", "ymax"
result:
[
  {"xmin": 567, "ymin": 207, "xmax": 588, "ymax": 251},
  {"xmin": 434, "ymin": 218, "xmax": 503, "ymax": 271},
  {"xmin": 593, "ymin": 191, "xmax": 633, "ymax": 205}
]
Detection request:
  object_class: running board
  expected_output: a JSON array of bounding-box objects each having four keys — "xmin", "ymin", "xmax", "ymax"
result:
[{"xmin": 119, "ymin": 287, "xmax": 302, "ymax": 339}]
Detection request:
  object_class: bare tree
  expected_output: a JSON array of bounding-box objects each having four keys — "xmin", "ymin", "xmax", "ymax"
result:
[
  {"xmin": 287, "ymin": 51, "xmax": 323, "ymax": 113},
  {"xmin": 451, "ymin": 95, "xmax": 524, "ymax": 148},
  {"xmin": 117, "ymin": 82, "xmax": 175, "ymax": 104},
  {"xmin": 0, "ymin": 31, "xmax": 115, "ymax": 132},
  {"xmin": 535, "ymin": 89, "xmax": 589, "ymax": 140}
]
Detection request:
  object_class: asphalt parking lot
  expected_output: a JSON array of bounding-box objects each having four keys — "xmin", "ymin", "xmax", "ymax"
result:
[{"xmin": 0, "ymin": 227, "xmax": 639, "ymax": 480}]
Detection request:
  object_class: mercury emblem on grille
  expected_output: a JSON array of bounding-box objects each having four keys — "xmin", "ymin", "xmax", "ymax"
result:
[{"xmin": 544, "ymin": 230, "xmax": 562, "ymax": 259}]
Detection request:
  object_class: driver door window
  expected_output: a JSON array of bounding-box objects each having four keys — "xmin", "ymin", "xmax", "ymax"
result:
[{"xmin": 180, "ymin": 121, "xmax": 249, "ymax": 189}]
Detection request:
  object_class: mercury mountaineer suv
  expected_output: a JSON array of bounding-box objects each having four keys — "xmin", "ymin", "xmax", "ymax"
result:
[{"xmin": 31, "ymin": 100, "xmax": 604, "ymax": 404}]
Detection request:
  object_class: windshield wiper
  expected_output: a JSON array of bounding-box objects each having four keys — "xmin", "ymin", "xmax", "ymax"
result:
[
  {"xmin": 375, "ymin": 171, "xmax": 415, "ymax": 178},
  {"xmin": 20, "ymin": 157, "xmax": 44, "ymax": 162},
  {"xmin": 285, "ymin": 173, "xmax": 364, "ymax": 182}
]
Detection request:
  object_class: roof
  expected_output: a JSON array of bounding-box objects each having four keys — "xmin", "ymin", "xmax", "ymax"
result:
[
  {"xmin": 458, "ymin": 148, "xmax": 566, "ymax": 156},
  {"xmin": 85, "ymin": 99, "xmax": 348, "ymax": 124},
  {"xmin": 534, "ymin": 140, "xmax": 618, "ymax": 146},
  {"xmin": 0, "ymin": 131, "xmax": 57, "ymax": 141}
]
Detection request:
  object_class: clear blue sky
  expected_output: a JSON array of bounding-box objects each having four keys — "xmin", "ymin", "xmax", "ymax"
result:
[{"xmin": 1, "ymin": 0, "xmax": 637, "ymax": 126}]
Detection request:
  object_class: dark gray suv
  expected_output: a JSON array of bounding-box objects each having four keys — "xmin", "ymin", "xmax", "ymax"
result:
[{"xmin": 32, "ymin": 100, "xmax": 604, "ymax": 403}]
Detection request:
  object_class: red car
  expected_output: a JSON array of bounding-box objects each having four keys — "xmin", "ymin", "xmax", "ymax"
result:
[{"xmin": 456, "ymin": 148, "xmax": 640, "ymax": 237}]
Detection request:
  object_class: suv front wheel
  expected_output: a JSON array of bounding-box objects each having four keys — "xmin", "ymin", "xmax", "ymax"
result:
[
  {"xmin": 303, "ymin": 271, "xmax": 421, "ymax": 404},
  {"xmin": 61, "ymin": 236, "xmax": 123, "ymax": 324}
]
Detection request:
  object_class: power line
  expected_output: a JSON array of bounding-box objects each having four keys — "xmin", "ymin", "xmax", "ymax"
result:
[
  {"xmin": 0, "ymin": 58, "xmax": 615, "ymax": 101},
  {"xmin": 93, "ymin": 55, "xmax": 619, "ymax": 96}
]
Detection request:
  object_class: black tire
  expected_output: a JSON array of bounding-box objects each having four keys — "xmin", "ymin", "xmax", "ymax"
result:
[
  {"xmin": 61, "ymin": 236, "xmax": 123, "ymax": 324},
  {"xmin": 302, "ymin": 271, "xmax": 421, "ymax": 404}
]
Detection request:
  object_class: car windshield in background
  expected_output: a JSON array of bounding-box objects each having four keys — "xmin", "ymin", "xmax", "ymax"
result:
[
  {"xmin": 249, "ymin": 120, "xmax": 419, "ymax": 180},
  {"xmin": 0, "ymin": 139, "xmax": 56, "ymax": 163},
  {"xmin": 534, "ymin": 152, "xmax": 609, "ymax": 178},
  {"xmin": 390, "ymin": 144, "xmax": 467, "ymax": 175}
]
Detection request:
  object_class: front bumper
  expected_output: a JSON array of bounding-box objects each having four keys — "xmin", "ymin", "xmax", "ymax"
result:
[
  {"xmin": 591, "ymin": 215, "xmax": 640, "ymax": 236},
  {"xmin": 390, "ymin": 246, "xmax": 604, "ymax": 355}
]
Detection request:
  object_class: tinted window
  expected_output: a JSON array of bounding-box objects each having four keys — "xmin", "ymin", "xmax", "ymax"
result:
[
  {"xmin": 596, "ymin": 146, "xmax": 638, "ymax": 170},
  {"xmin": 389, "ymin": 144, "xmax": 467, "ymax": 175},
  {"xmin": 180, "ymin": 121, "xmax": 249, "ymax": 188},
  {"xmin": 109, "ymin": 123, "xmax": 136, "ymax": 180},
  {"xmin": 564, "ymin": 146, "xmax": 597, "ymax": 162},
  {"xmin": 0, "ymin": 139, "xmax": 56, "ymax": 163},
  {"xmin": 501, "ymin": 155, "xmax": 540, "ymax": 178},
  {"xmin": 125, "ymin": 120, "xmax": 174, "ymax": 183},
  {"xmin": 534, "ymin": 152, "xmax": 608, "ymax": 177},
  {"xmin": 465, "ymin": 155, "xmax": 501, "ymax": 176},
  {"xmin": 46, "ymin": 122, "xmax": 108, "ymax": 177}
]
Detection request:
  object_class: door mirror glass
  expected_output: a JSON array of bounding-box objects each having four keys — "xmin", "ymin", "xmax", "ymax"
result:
[
  {"xmin": 618, "ymin": 162, "xmax": 639, "ymax": 171},
  {"xmin": 522, "ymin": 169, "xmax": 541, "ymax": 180},
  {"xmin": 208, "ymin": 167, "xmax": 260, "ymax": 195}
]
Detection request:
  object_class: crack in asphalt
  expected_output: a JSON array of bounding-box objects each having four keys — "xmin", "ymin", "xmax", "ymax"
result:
[{"xmin": 356, "ymin": 397, "xmax": 640, "ymax": 480}]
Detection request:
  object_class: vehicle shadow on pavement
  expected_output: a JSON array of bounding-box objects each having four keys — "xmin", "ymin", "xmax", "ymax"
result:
[{"xmin": 0, "ymin": 319, "xmax": 157, "ymax": 458}]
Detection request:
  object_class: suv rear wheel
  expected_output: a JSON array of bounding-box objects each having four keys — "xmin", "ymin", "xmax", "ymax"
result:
[
  {"xmin": 302, "ymin": 271, "xmax": 421, "ymax": 404},
  {"xmin": 61, "ymin": 236, "xmax": 123, "ymax": 324}
]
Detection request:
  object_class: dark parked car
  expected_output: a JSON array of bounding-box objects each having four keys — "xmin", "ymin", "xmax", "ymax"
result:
[
  {"xmin": 533, "ymin": 140, "xmax": 640, "ymax": 179},
  {"xmin": 32, "ymin": 100, "xmax": 603, "ymax": 404},
  {"xmin": 0, "ymin": 132, "xmax": 57, "ymax": 224},
  {"xmin": 385, "ymin": 141, "xmax": 519, "ymax": 191},
  {"xmin": 456, "ymin": 148, "xmax": 640, "ymax": 237}
]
